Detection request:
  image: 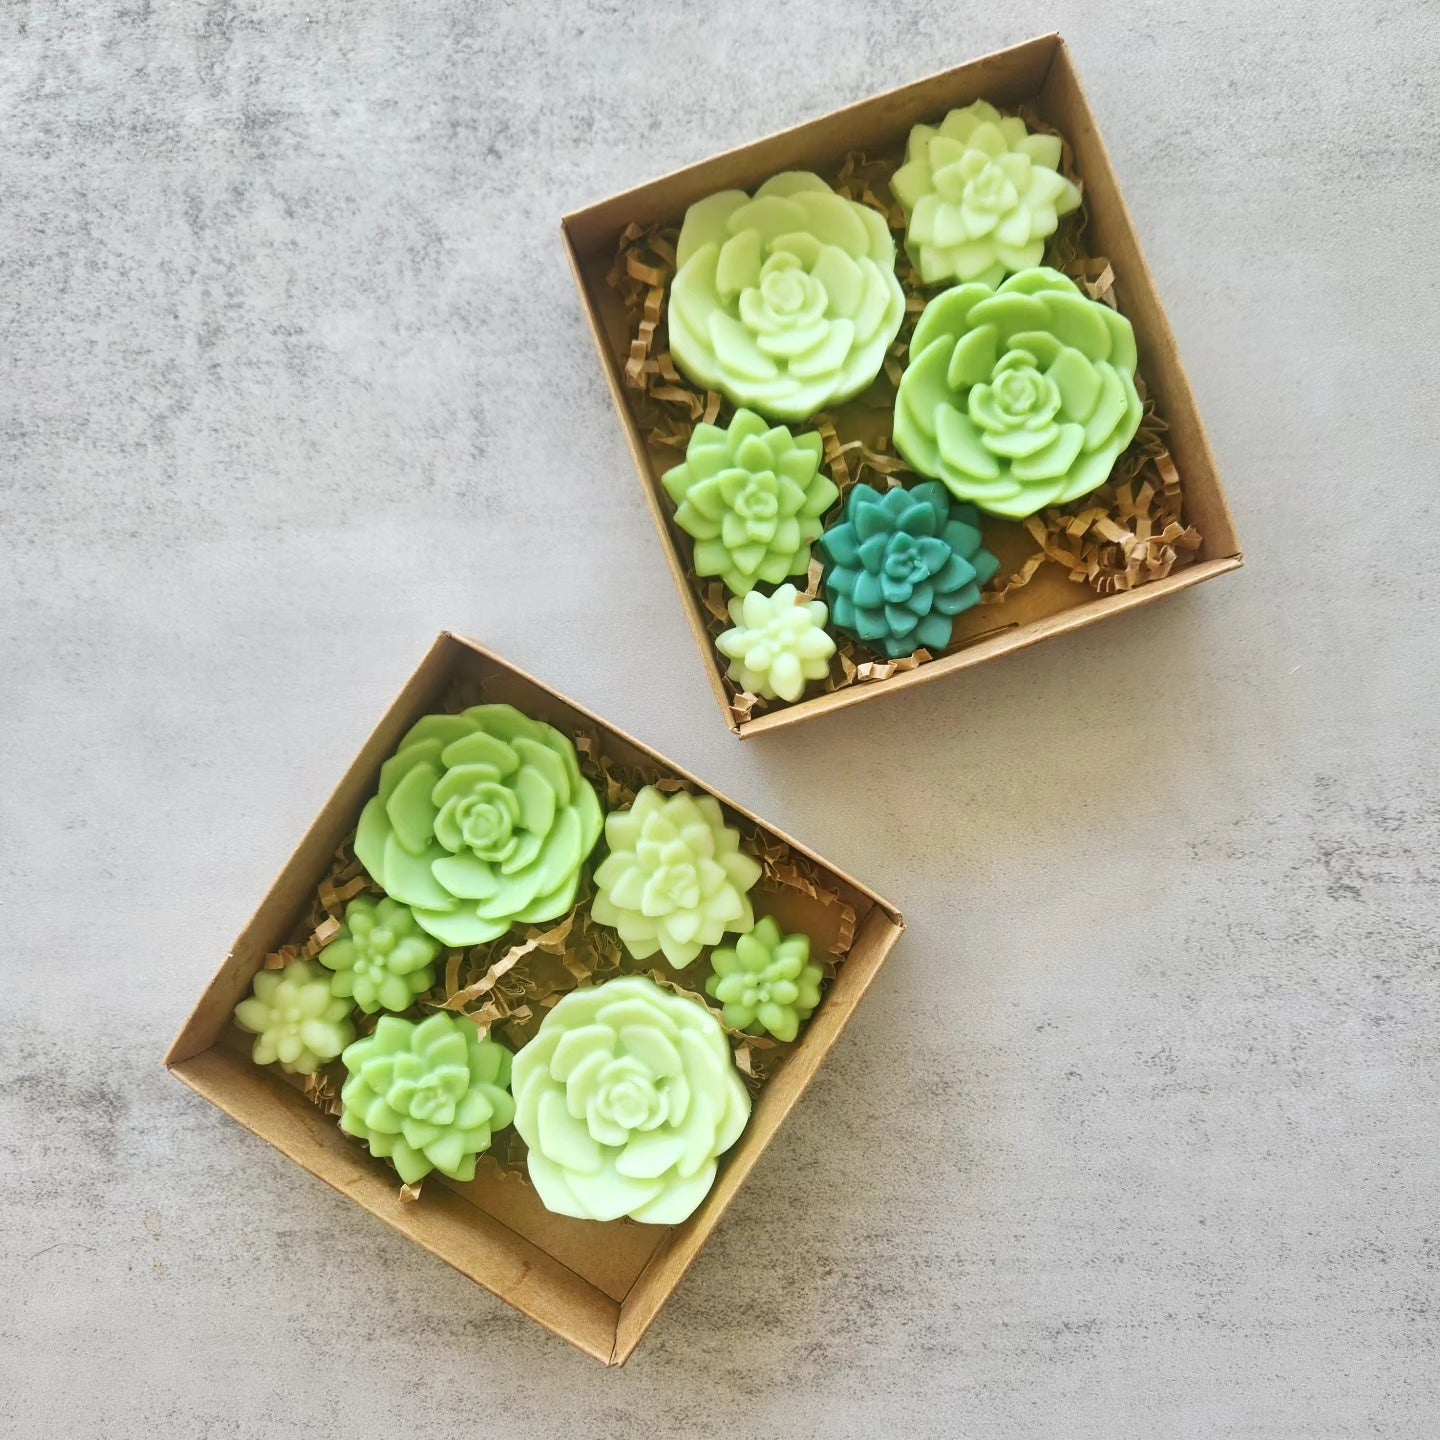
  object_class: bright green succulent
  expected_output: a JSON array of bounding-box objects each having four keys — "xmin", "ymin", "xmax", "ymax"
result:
[
  {"xmin": 891, "ymin": 101, "xmax": 1082, "ymax": 287},
  {"xmin": 355, "ymin": 705, "xmax": 604, "ymax": 948},
  {"xmin": 512, "ymin": 975, "xmax": 751, "ymax": 1224},
  {"xmin": 705, "ymin": 917, "xmax": 823, "ymax": 1043},
  {"xmin": 318, "ymin": 896, "xmax": 440, "ymax": 1014},
  {"xmin": 234, "ymin": 959, "xmax": 356, "ymax": 1075},
  {"xmin": 662, "ymin": 409, "xmax": 838, "ymax": 597},
  {"xmin": 339, "ymin": 1014, "xmax": 515, "ymax": 1184},
  {"xmin": 669, "ymin": 171, "xmax": 907, "ymax": 421},
  {"xmin": 819, "ymin": 481, "xmax": 998, "ymax": 658},
  {"xmin": 893, "ymin": 269, "xmax": 1143, "ymax": 519},
  {"xmin": 592, "ymin": 786, "xmax": 762, "ymax": 967}
]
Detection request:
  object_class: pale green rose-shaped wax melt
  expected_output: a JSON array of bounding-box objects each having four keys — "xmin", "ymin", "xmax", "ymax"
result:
[
  {"xmin": 893, "ymin": 269, "xmax": 1143, "ymax": 519},
  {"xmin": 511, "ymin": 975, "xmax": 751, "ymax": 1224},
  {"xmin": 715, "ymin": 583, "xmax": 835, "ymax": 701},
  {"xmin": 592, "ymin": 787, "xmax": 762, "ymax": 967},
  {"xmin": 234, "ymin": 959, "xmax": 356, "ymax": 1075},
  {"xmin": 706, "ymin": 916, "xmax": 824, "ymax": 1043},
  {"xmin": 318, "ymin": 895, "xmax": 440, "ymax": 1014},
  {"xmin": 355, "ymin": 705, "xmax": 604, "ymax": 948},
  {"xmin": 891, "ymin": 101, "xmax": 1081, "ymax": 287},
  {"xmin": 339, "ymin": 1013, "xmax": 515, "ymax": 1184},
  {"xmin": 661, "ymin": 408, "xmax": 838, "ymax": 596},
  {"xmin": 669, "ymin": 172, "xmax": 906, "ymax": 422}
]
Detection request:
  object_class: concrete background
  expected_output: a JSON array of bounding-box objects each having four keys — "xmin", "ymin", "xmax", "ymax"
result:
[{"xmin": 2, "ymin": 1, "xmax": 1436, "ymax": 1435}]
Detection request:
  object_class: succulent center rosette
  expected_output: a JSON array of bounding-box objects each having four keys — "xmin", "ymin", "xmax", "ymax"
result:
[
  {"xmin": 893, "ymin": 268, "xmax": 1143, "ymax": 519},
  {"xmin": 668, "ymin": 172, "xmax": 906, "ymax": 422},
  {"xmin": 511, "ymin": 975, "xmax": 751, "ymax": 1224},
  {"xmin": 820, "ymin": 481, "xmax": 999, "ymax": 658},
  {"xmin": 705, "ymin": 917, "xmax": 824, "ymax": 1043},
  {"xmin": 715, "ymin": 583, "xmax": 836, "ymax": 702},
  {"xmin": 592, "ymin": 786, "xmax": 762, "ymax": 966},
  {"xmin": 234, "ymin": 958, "xmax": 356, "ymax": 1075},
  {"xmin": 319, "ymin": 895, "xmax": 440, "ymax": 1014},
  {"xmin": 891, "ymin": 101, "xmax": 1081, "ymax": 287},
  {"xmin": 339, "ymin": 1014, "xmax": 515, "ymax": 1184},
  {"xmin": 662, "ymin": 409, "xmax": 838, "ymax": 596},
  {"xmin": 355, "ymin": 705, "xmax": 604, "ymax": 947}
]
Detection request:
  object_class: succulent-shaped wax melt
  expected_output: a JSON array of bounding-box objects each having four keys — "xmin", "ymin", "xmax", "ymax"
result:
[
  {"xmin": 318, "ymin": 896, "xmax": 440, "ymax": 1014},
  {"xmin": 355, "ymin": 705, "xmax": 604, "ymax": 948},
  {"xmin": 705, "ymin": 917, "xmax": 824, "ymax": 1043},
  {"xmin": 592, "ymin": 786, "xmax": 762, "ymax": 966},
  {"xmin": 669, "ymin": 172, "xmax": 906, "ymax": 421},
  {"xmin": 715, "ymin": 583, "xmax": 836, "ymax": 702},
  {"xmin": 891, "ymin": 101, "xmax": 1081, "ymax": 288},
  {"xmin": 339, "ymin": 1014, "xmax": 515, "ymax": 1184},
  {"xmin": 234, "ymin": 959, "xmax": 356, "ymax": 1075},
  {"xmin": 893, "ymin": 269, "xmax": 1142, "ymax": 519},
  {"xmin": 512, "ymin": 975, "xmax": 751, "ymax": 1224},
  {"xmin": 820, "ymin": 481, "xmax": 998, "ymax": 658},
  {"xmin": 662, "ymin": 409, "xmax": 839, "ymax": 596}
]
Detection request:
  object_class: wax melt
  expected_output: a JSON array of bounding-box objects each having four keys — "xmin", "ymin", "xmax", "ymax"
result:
[
  {"xmin": 662, "ymin": 408, "xmax": 838, "ymax": 596},
  {"xmin": 234, "ymin": 959, "xmax": 355, "ymax": 1075},
  {"xmin": 319, "ymin": 896, "xmax": 440, "ymax": 1014},
  {"xmin": 891, "ymin": 101, "xmax": 1081, "ymax": 287},
  {"xmin": 511, "ymin": 975, "xmax": 751, "ymax": 1224},
  {"xmin": 820, "ymin": 481, "xmax": 998, "ymax": 658},
  {"xmin": 592, "ymin": 786, "xmax": 761, "ymax": 966},
  {"xmin": 355, "ymin": 705, "xmax": 604, "ymax": 947},
  {"xmin": 339, "ymin": 1014, "xmax": 515, "ymax": 1184},
  {"xmin": 715, "ymin": 583, "xmax": 835, "ymax": 701},
  {"xmin": 893, "ymin": 269, "xmax": 1142, "ymax": 518},
  {"xmin": 706, "ymin": 917, "xmax": 823, "ymax": 1043},
  {"xmin": 669, "ymin": 172, "xmax": 906, "ymax": 421}
]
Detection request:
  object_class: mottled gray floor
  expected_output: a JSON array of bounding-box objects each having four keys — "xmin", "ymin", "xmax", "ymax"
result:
[{"xmin": 2, "ymin": 1, "xmax": 1437, "ymax": 1435}]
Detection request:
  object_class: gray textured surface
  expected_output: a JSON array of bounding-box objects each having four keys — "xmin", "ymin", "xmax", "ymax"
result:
[{"xmin": 2, "ymin": 1, "xmax": 1437, "ymax": 1434}]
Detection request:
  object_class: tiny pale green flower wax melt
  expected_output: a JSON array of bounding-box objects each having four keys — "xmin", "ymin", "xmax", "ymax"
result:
[
  {"xmin": 234, "ymin": 959, "xmax": 355, "ymax": 1075},
  {"xmin": 706, "ymin": 916, "xmax": 824, "ymax": 1043},
  {"xmin": 715, "ymin": 583, "xmax": 835, "ymax": 701}
]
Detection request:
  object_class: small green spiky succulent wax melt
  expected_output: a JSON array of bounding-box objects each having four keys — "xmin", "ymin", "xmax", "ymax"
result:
[
  {"xmin": 706, "ymin": 917, "xmax": 823, "ymax": 1042},
  {"xmin": 234, "ymin": 959, "xmax": 355, "ymax": 1075},
  {"xmin": 715, "ymin": 583, "xmax": 835, "ymax": 701},
  {"xmin": 319, "ymin": 895, "xmax": 440, "ymax": 1014}
]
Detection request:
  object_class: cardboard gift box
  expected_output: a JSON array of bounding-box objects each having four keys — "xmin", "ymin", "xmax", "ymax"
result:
[
  {"xmin": 166, "ymin": 633, "xmax": 905, "ymax": 1365},
  {"xmin": 563, "ymin": 33, "xmax": 1242, "ymax": 737}
]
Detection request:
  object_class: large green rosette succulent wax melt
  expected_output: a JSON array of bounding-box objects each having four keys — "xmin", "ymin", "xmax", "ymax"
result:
[
  {"xmin": 891, "ymin": 101, "xmax": 1081, "ymax": 287},
  {"xmin": 668, "ymin": 172, "xmax": 906, "ymax": 421},
  {"xmin": 662, "ymin": 408, "xmax": 838, "ymax": 596},
  {"xmin": 234, "ymin": 959, "xmax": 355, "ymax": 1075},
  {"xmin": 339, "ymin": 1013, "xmax": 515, "ymax": 1184},
  {"xmin": 511, "ymin": 975, "xmax": 751, "ymax": 1224},
  {"xmin": 893, "ymin": 269, "xmax": 1142, "ymax": 519},
  {"xmin": 592, "ymin": 786, "xmax": 763, "ymax": 966},
  {"xmin": 355, "ymin": 706, "xmax": 604, "ymax": 947}
]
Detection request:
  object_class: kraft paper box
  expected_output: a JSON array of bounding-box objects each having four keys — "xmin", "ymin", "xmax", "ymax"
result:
[
  {"xmin": 563, "ymin": 34, "xmax": 1242, "ymax": 737},
  {"xmin": 166, "ymin": 633, "xmax": 904, "ymax": 1365}
]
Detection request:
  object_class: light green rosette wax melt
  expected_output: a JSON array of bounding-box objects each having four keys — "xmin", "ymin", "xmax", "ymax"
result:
[
  {"xmin": 339, "ymin": 1014, "xmax": 515, "ymax": 1184},
  {"xmin": 592, "ymin": 786, "xmax": 762, "ymax": 967},
  {"xmin": 234, "ymin": 959, "xmax": 355, "ymax": 1075},
  {"xmin": 318, "ymin": 895, "xmax": 440, "ymax": 1014},
  {"xmin": 706, "ymin": 916, "xmax": 824, "ymax": 1043},
  {"xmin": 891, "ymin": 101, "xmax": 1081, "ymax": 287},
  {"xmin": 893, "ymin": 269, "xmax": 1142, "ymax": 519},
  {"xmin": 662, "ymin": 408, "xmax": 838, "ymax": 596},
  {"xmin": 668, "ymin": 172, "xmax": 906, "ymax": 421},
  {"xmin": 511, "ymin": 975, "xmax": 751, "ymax": 1224},
  {"xmin": 355, "ymin": 705, "xmax": 604, "ymax": 948},
  {"xmin": 715, "ymin": 583, "xmax": 835, "ymax": 702}
]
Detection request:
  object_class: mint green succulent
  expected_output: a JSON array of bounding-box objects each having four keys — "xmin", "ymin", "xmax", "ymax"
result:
[
  {"xmin": 355, "ymin": 705, "xmax": 605, "ymax": 948},
  {"xmin": 512, "ymin": 975, "xmax": 751, "ymax": 1224},
  {"xmin": 715, "ymin": 582, "xmax": 836, "ymax": 701},
  {"xmin": 669, "ymin": 172, "xmax": 907, "ymax": 421},
  {"xmin": 891, "ymin": 101, "xmax": 1082, "ymax": 287},
  {"xmin": 339, "ymin": 1014, "xmax": 515, "ymax": 1184},
  {"xmin": 662, "ymin": 409, "xmax": 838, "ymax": 597},
  {"xmin": 705, "ymin": 917, "xmax": 823, "ymax": 1043},
  {"xmin": 893, "ymin": 269, "xmax": 1143, "ymax": 519},
  {"xmin": 234, "ymin": 959, "xmax": 356, "ymax": 1075},
  {"xmin": 318, "ymin": 896, "xmax": 440, "ymax": 1014}
]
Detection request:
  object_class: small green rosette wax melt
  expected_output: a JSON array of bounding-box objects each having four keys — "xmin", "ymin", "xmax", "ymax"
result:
[
  {"xmin": 511, "ymin": 975, "xmax": 751, "ymax": 1224},
  {"xmin": 319, "ymin": 895, "xmax": 440, "ymax": 1014},
  {"xmin": 893, "ymin": 269, "xmax": 1142, "ymax": 519},
  {"xmin": 715, "ymin": 583, "xmax": 835, "ymax": 702},
  {"xmin": 339, "ymin": 1014, "xmax": 515, "ymax": 1184},
  {"xmin": 355, "ymin": 705, "xmax": 604, "ymax": 948},
  {"xmin": 706, "ymin": 917, "xmax": 823, "ymax": 1043},
  {"xmin": 234, "ymin": 959, "xmax": 355, "ymax": 1075}
]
